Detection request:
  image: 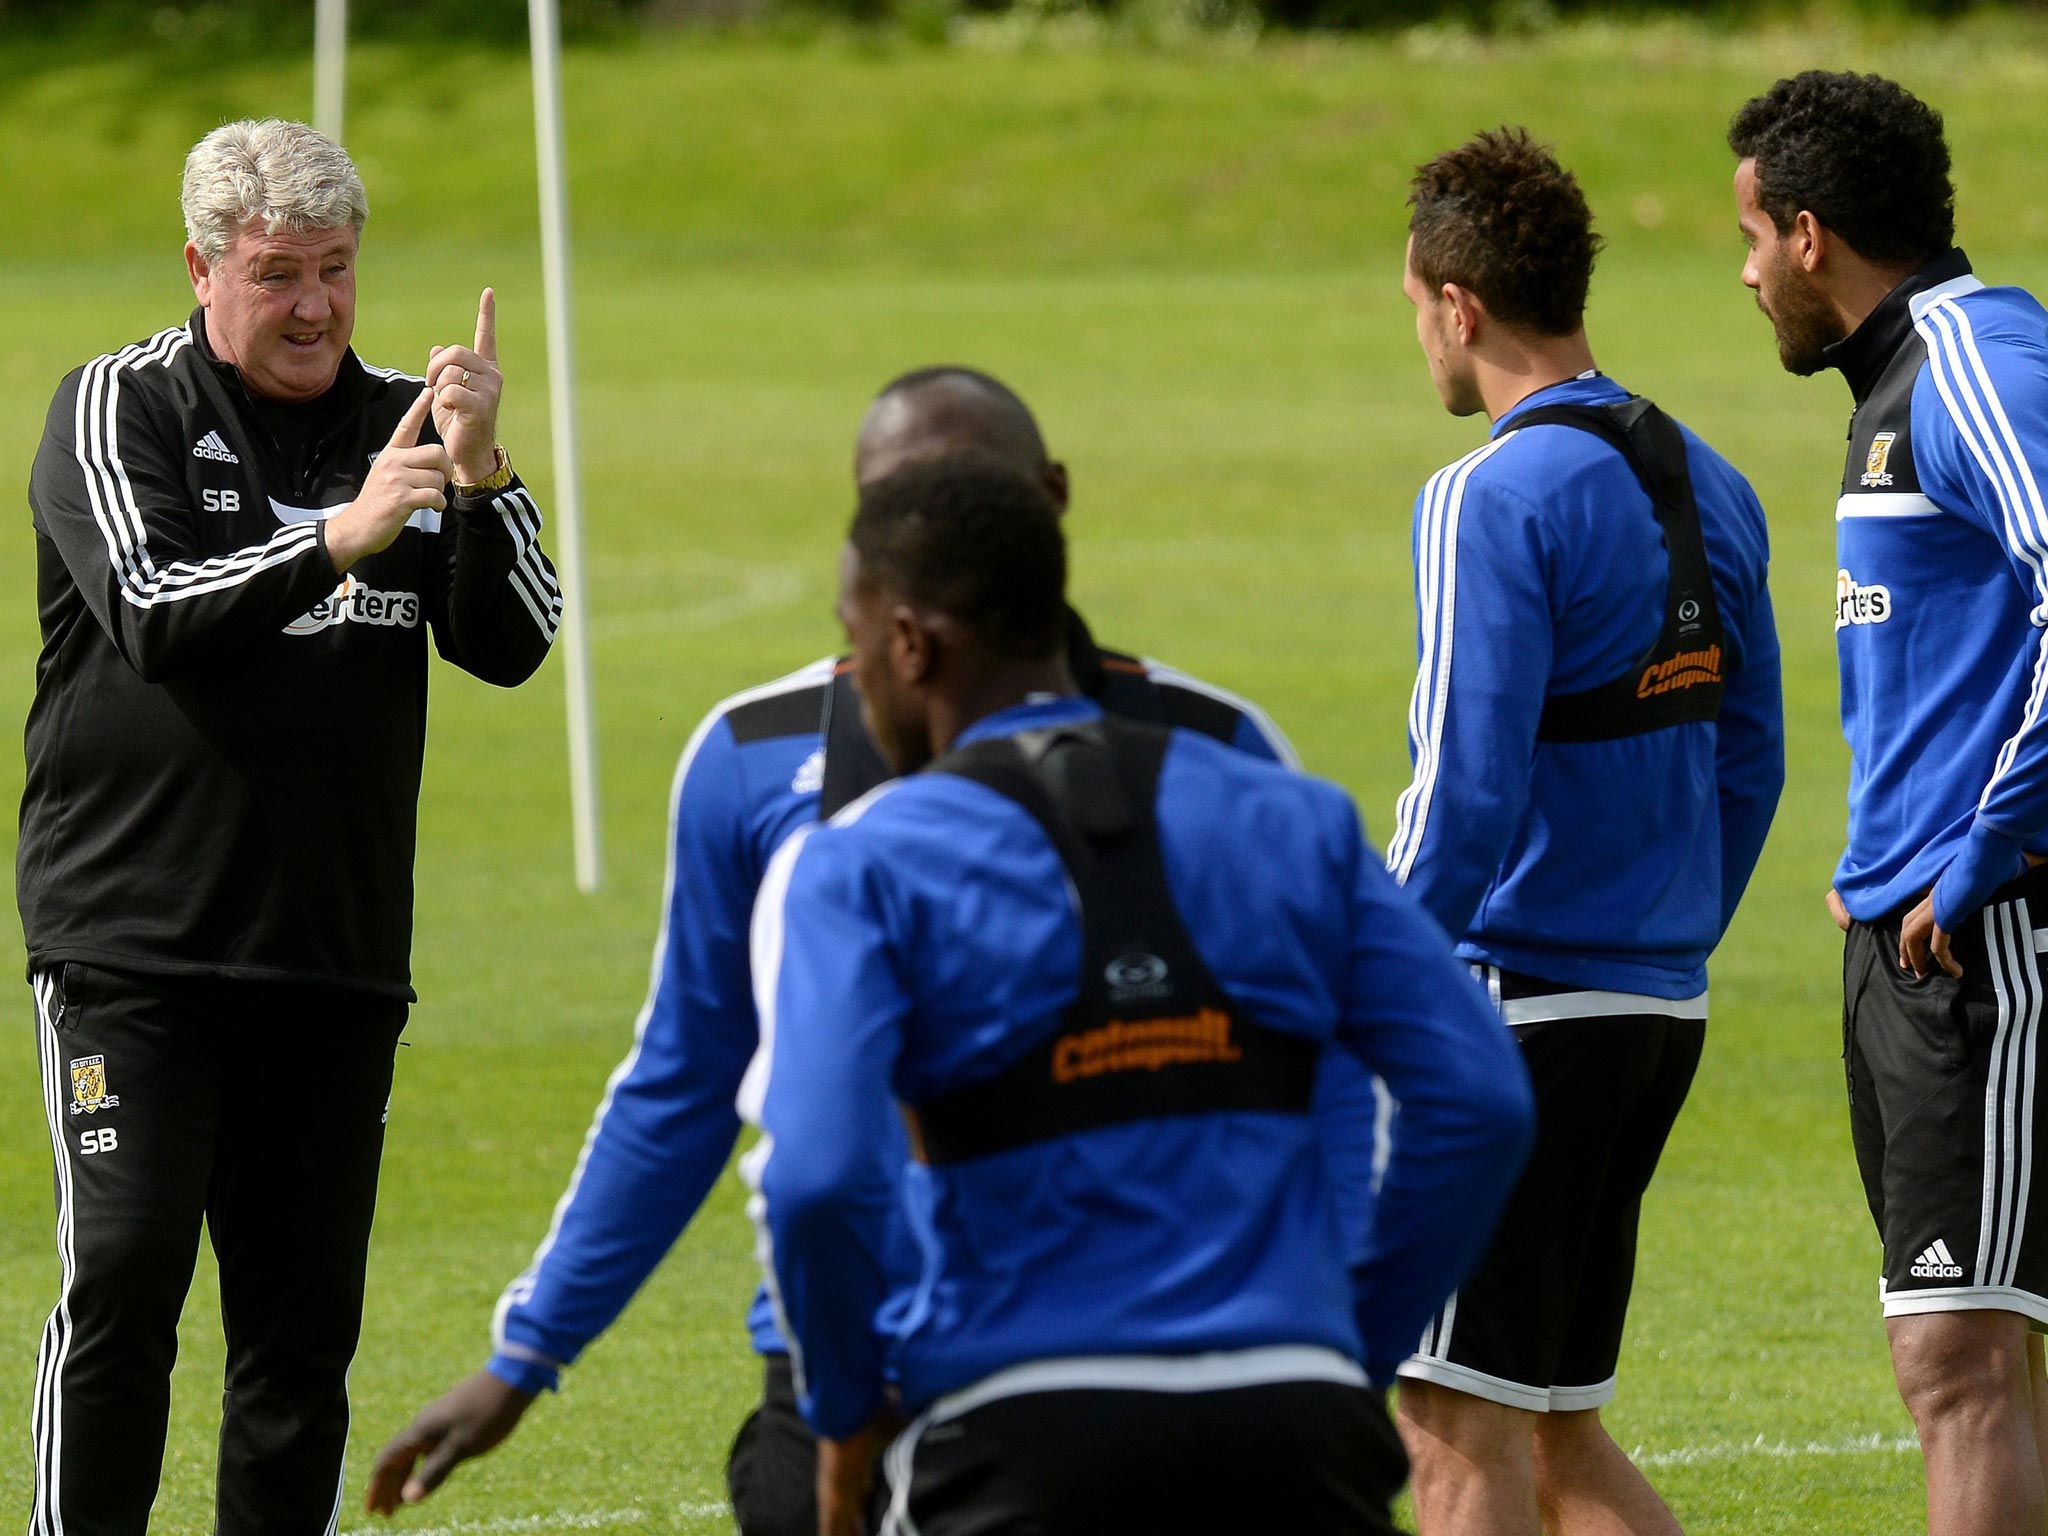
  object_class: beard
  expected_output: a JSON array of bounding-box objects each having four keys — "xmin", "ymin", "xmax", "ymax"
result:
[{"xmin": 1761, "ymin": 256, "xmax": 1846, "ymax": 377}]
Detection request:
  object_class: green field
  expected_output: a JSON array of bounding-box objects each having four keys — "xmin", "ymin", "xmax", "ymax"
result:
[{"xmin": 7, "ymin": 13, "xmax": 2048, "ymax": 1532}]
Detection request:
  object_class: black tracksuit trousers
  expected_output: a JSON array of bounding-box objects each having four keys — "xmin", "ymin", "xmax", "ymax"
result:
[{"xmin": 27, "ymin": 962, "xmax": 405, "ymax": 1536}]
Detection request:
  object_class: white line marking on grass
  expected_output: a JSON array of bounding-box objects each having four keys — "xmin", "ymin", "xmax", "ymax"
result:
[
  {"xmin": 588, "ymin": 558, "xmax": 804, "ymax": 640},
  {"xmin": 340, "ymin": 1513, "xmax": 645, "ymax": 1534},
  {"xmin": 1632, "ymin": 1431, "xmax": 1919, "ymax": 1469},
  {"xmin": 340, "ymin": 1502, "xmax": 729, "ymax": 1535}
]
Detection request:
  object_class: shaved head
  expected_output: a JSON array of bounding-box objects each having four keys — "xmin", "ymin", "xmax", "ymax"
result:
[{"xmin": 854, "ymin": 367, "xmax": 1068, "ymax": 512}]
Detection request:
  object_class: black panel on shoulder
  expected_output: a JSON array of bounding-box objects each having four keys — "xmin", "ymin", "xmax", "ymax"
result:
[
  {"xmin": 1840, "ymin": 332, "xmax": 1928, "ymax": 498},
  {"xmin": 1154, "ymin": 682, "xmax": 1242, "ymax": 746},
  {"xmin": 819, "ymin": 668, "xmax": 891, "ymax": 818},
  {"xmin": 726, "ymin": 680, "xmax": 831, "ymax": 745}
]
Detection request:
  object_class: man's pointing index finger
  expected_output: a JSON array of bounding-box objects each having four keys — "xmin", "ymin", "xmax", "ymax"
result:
[
  {"xmin": 475, "ymin": 287, "xmax": 497, "ymax": 364},
  {"xmin": 387, "ymin": 385, "xmax": 434, "ymax": 450}
]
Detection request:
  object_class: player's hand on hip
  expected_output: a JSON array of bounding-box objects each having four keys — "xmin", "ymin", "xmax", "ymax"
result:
[
  {"xmin": 1826, "ymin": 888, "xmax": 1851, "ymax": 933},
  {"xmin": 363, "ymin": 1369, "xmax": 534, "ymax": 1516},
  {"xmin": 817, "ymin": 1409, "xmax": 904, "ymax": 1536},
  {"xmin": 426, "ymin": 287, "xmax": 503, "ymax": 485},
  {"xmin": 326, "ymin": 387, "xmax": 451, "ymax": 574},
  {"xmin": 1899, "ymin": 892, "xmax": 1963, "ymax": 980}
]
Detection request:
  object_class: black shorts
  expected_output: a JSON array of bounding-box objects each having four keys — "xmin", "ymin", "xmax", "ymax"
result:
[
  {"xmin": 1397, "ymin": 969, "xmax": 1704, "ymax": 1413},
  {"xmin": 1845, "ymin": 869, "xmax": 2048, "ymax": 1324},
  {"xmin": 878, "ymin": 1356, "xmax": 1406, "ymax": 1536},
  {"xmin": 726, "ymin": 1354, "xmax": 825, "ymax": 1536}
]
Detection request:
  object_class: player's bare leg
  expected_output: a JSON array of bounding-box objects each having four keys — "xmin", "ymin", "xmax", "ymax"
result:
[
  {"xmin": 1530, "ymin": 1407, "xmax": 1682, "ymax": 1535},
  {"xmin": 1889, "ymin": 1310, "xmax": 2048, "ymax": 1536},
  {"xmin": 2030, "ymin": 1334, "xmax": 2048, "ymax": 1480},
  {"xmin": 1397, "ymin": 1380, "xmax": 1541, "ymax": 1536}
]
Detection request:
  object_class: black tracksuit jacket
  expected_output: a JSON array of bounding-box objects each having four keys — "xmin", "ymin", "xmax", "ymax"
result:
[{"xmin": 18, "ymin": 309, "xmax": 560, "ymax": 999}]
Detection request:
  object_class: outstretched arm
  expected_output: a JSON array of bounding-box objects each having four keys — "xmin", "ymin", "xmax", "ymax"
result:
[{"xmin": 365, "ymin": 712, "xmax": 772, "ymax": 1512}]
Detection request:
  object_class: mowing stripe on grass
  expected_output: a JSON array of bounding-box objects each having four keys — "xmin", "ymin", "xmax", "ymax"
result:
[
  {"xmin": 1633, "ymin": 1431, "xmax": 1919, "ymax": 1469},
  {"xmin": 339, "ymin": 1504, "xmax": 730, "ymax": 1535}
]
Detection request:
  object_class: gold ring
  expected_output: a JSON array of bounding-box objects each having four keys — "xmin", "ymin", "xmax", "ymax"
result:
[{"xmin": 460, "ymin": 369, "xmax": 472, "ymax": 385}]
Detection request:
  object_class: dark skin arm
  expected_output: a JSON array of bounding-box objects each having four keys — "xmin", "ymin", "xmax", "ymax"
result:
[
  {"xmin": 817, "ymin": 1409, "xmax": 906, "ymax": 1536},
  {"xmin": 364, "ymin": 1371, "xmax": 535, "ymax": 1516}
]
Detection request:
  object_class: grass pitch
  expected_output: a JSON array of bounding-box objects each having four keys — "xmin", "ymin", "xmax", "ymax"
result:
[{"xmin": 8, "ymin": 15, "xmax": 2048, "ymax": 1532}]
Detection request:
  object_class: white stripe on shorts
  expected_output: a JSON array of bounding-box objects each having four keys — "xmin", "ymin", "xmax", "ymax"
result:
[{"xmin": 1979, "ymin": 902, "xmax": 2043, "ymax": 1290}]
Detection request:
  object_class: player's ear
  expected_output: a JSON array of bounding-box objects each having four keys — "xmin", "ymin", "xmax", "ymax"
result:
[
  {"xmin": 1041, "ymin": 461, "xmax": 1071, "ymax": 517},
  {"xmin": 1444, "ymin": 283, "xmax": 1484, "ymax": 346},
  {"xmin": 1791, "ymin": 210, "xmax": 1827, "ymax": 274},
  {"xmin": 889, "ymin": 606, "xmax": 934, "ymax": 685},
  {"xmin": 186, "ymin": 243, "xmax": 213, "ymax": 304}
]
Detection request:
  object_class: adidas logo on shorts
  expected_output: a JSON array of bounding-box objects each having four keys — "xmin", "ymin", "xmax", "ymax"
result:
[
  {"xmin": 1910, "ymin": 1238, "xmax": 1966, "ymax": 1280},
  {"xmin": 192, "ymin": 430, "xmax": 239, "ymax": 463}
]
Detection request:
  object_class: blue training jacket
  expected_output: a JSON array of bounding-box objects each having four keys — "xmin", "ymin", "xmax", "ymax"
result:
[
  {"xmin": 487, "ymin": 656, "xmax": 1293, "ymax": 1394},
  {"xmin": 744, "ymin": 695, "xmax": 1535, "ymax": 1440},
  {"xmin": 1824, "ymin": 253, "xmax": 2048, "ymax": 930},
  {"xmin": 1387, "ymin": 373, "xmax": 1785, "ymax": 998}
]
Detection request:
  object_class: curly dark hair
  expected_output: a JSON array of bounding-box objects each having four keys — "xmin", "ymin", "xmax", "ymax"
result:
[
  {"xmin": 1728, "ymin": 71, "xmax": 1954, "ymax": 267},
  {"xmin": 850, "ymin": 453, "xmax": 1067, "ymax": 661},
  {"xmin": 1408, "ymin": 128, "xmax": 1601, "ymax": 337}
]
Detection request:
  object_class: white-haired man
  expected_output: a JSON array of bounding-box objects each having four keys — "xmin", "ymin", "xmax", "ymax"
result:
[{"xmin": 18, "ymin": 118, "xmax": 559, "ymax": 1535}]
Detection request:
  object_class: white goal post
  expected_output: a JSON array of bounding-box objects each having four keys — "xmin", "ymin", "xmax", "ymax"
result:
[{"xmin": 314, "ymin": 0, "xmax": 604, "ymax": 893}]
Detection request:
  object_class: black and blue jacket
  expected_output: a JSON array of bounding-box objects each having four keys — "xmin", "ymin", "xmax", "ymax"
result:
[
  {"xmin": 745, "ymin": 695, "xmax": 1533, "ymax": 1439},
  {"xmin": 1825, "ymin": 252, "xmax": 2048, "ymax": 930},
  {"xmin": 1389, "ymin": 373, "xmax": 1784, "ymax": 999},
  {"xmin": 487, "ymin": 624, "xmax": 1294, "ymax": 1392}
]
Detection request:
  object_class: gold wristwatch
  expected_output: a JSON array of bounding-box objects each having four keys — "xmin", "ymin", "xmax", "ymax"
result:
[{"xmin": 455, "ymin": 446, "xmax": 515, "ymax": 497}]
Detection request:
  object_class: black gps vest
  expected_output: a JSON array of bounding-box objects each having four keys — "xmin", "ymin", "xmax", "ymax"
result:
[
  {"xmin": 1512, "ymin": 397, "xmax": 1729, "ymax": 743},
  {"xmin": 902, "ymin": 716, "xmax": 1318, "ymax": 1165}
]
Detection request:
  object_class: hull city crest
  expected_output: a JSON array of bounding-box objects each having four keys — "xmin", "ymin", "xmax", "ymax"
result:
[{"xmin": 69, "ymin": 1055, "xmax": 120, "ymax": 1116}]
